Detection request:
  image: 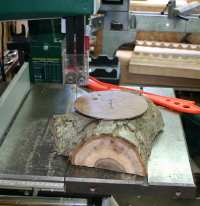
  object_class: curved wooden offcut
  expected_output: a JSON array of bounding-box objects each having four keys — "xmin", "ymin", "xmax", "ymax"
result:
[{"xmin": 74, "ymin": 91, "xmax": 148, "ymax": 120}]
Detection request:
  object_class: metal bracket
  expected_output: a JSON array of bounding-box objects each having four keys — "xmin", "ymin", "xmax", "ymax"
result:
[
  {"xmin": 90, "ymin": 15, "xmax": 104, "ymax": 33},
  {"xmin": 173, "ymin": 1, "xmax": 200, "ymax": 17}
]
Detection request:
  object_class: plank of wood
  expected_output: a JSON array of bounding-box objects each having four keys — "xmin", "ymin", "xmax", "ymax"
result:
[
  {"xmin": 74, "ymin": 91, "xmax": 148, "ymax": 120},
  {"xmin": 136, "ymin": 32, "xmax": 186, "ymax": 44},
  {"xmin": 136, "ymin": 40, "xmax": 200, "ymax": 51},
  {"xmin": 131, "ymin": 0, "xmax": 188, "ymax": 12},
  {"xmin": 121, "ymin": 72, "xmax": 200, "ymax": 89},
  {"xmin": 117, "ymin": 50, "xmax": 200, "ymax": 88},
  {"xmin": 136, "ymin": 32, "xmax": 200, "ymax": 44},
  {"xmin": 130, "ymin": 41, "xmax": 200, "ymax": 79},
  {"xmin": 52, "ymin": 98, "xmax": 164, "ymax": 176},
  {"xmin": 188, "ymin": 34, "xmax": 200, "ymax": 44},
  {"xmin": 135, "ymin": 46, "xmax": 200, "ymax": 57},
  {"xmin": 129, "ymin": 53, "xmax": 200, "ymax": 79}
]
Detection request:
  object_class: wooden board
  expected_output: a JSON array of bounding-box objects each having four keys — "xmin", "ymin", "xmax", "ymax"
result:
[
  {"xmin": 121, "ymin": 72, "xmax": 200, "ymax": 89},
  {"xmin": 129, "ymin": 41, "xmax": 200, "ymax": 80},
  {"xmin": 135, "ymin": 46, "xmax": 200, "ymax": 57},
  {"xmin": 137, "ymin": 32, "xmax": 188, "ymax": 44},
  {"xmin": 131, "ymin": 0, "xmax": 188, "ymax": 12},
  {"xmin": 129, "ymin": 53, "xmax": 200, "ymax": 79},
  {"xmin": 136, "ymin": 40, "xmax": 200, "ymax": 51},
  {"xmin": 136, "ymin": 32, "xmax": 200, "ymax": 44},
  {"xmin": 74, "ymin": 91, "xmax": 148, "ymax": 120},
  {"xmin": 116, "ymin": 50, "xmax": 200, "ymax": 89}
]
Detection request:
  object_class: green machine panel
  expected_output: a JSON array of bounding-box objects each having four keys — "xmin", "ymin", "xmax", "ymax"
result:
[
  {"xmin": 30, "ymin": 41, "xmax": 64, "ymax": 83},
  {"xmin": 29, "ymin": 19, "xmax": 64, "ymax": 42},
  {"xmin": 29, "ymin": 19, "xmax": 64, "ymax": 84},
  {"xmin": 0, "ymin": 0, "xmax": 96, "ymax": 20}
]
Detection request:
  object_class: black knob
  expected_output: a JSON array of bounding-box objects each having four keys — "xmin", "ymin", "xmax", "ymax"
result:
[{"xmin": 110, "ymin": 21, "xmax": 123, "ymax": 31}]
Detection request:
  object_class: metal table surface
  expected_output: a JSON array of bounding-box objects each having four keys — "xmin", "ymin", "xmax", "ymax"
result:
[
  {"xmin": 0, "ymin": 84, "xmax": 195, "ymax": 198},
  {"xmin": 145, "ymin": 87, "xmax": 194, "ymax": 186}
]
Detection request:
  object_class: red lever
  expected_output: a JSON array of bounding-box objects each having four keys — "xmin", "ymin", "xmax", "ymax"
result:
[{"xmin": 86, "ymin": 77, "xmax": 200, "ymax": 114}]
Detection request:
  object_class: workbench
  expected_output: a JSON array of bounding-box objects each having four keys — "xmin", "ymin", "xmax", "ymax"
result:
[{"xmin": 0, "ymin": 63, "xmax": 195, "ymax": 203}]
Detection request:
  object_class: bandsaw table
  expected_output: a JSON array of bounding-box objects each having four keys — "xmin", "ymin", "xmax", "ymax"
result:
[{"xmin": 0, "ymin": 63, "xmax": 195, "ymax": 200}]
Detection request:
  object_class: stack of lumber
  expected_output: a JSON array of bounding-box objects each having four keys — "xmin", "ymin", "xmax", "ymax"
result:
[{"xmin": 118, "ymin": 41, "xmax": 200, "ymax": 88}]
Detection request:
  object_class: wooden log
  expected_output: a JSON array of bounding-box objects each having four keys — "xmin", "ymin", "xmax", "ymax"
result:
[{"xmin": 51, "ymin": 95, "xmax": 164, "ymax": 176}]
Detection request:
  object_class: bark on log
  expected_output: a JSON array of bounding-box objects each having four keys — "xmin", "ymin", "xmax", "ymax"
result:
[{"xmin": 51, "ymin": 97, "xmax": 164, "ymax": 176}]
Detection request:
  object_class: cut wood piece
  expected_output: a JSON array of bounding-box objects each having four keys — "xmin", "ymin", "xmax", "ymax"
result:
[
  {"xmin": 117, "ymin": 50, "xmax": 200, "ymax": 88},
  {"xmin": 131, "ymin": 0, "xmax": 187, "ymax": 12},
  {"xmin": 136, "ymin": 32, "xmax": 186, "ymax": 43},
  {"xmin": 52, "ymin": 95, "xmax": 164, "ymax": 176},
  {"xmin": 74, "ymin": 91, "xmax": 148, "ymax": 120},
  {"xmin": 130, "ymin": 41, "xmax": 200, "ymax": 79},
  {"xmin": 136, "ymin": 40, "xmax": 200, "ymax": 51},
  {"xmin": 129, "ymin": 53, "xmax": 200, "ymax": 79},
  {"xmin": 135, "ymin": 46, "xmax": 200, "ymax": 57},
  {"xmin": 136, "ymin": 32, "xmax": 200, "ymax": 44}
]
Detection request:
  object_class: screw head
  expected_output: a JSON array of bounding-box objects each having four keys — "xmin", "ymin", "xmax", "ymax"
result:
[
  {"xmin": 175, "ymin": 191, "xmax": 182, "ymax": 197},
  {"xmin": 90, "ymin": 187, "xmax": 96, "ymax": 192}
]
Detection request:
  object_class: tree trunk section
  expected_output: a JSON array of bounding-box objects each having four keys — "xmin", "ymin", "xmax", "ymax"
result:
[{"xmin": 51, "ymin": 98, "xmax": 164, "ymax": 176}]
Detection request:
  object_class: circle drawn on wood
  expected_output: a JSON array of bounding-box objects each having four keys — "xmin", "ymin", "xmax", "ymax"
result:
[{"xmin": 74, "ymin": 91, "xmax": 148, "ymax": 120}]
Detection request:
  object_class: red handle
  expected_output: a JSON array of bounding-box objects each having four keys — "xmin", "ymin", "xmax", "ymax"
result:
[{"xmin": 87, "ymin": 77, "xmax": 200, "ymax": 114}]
